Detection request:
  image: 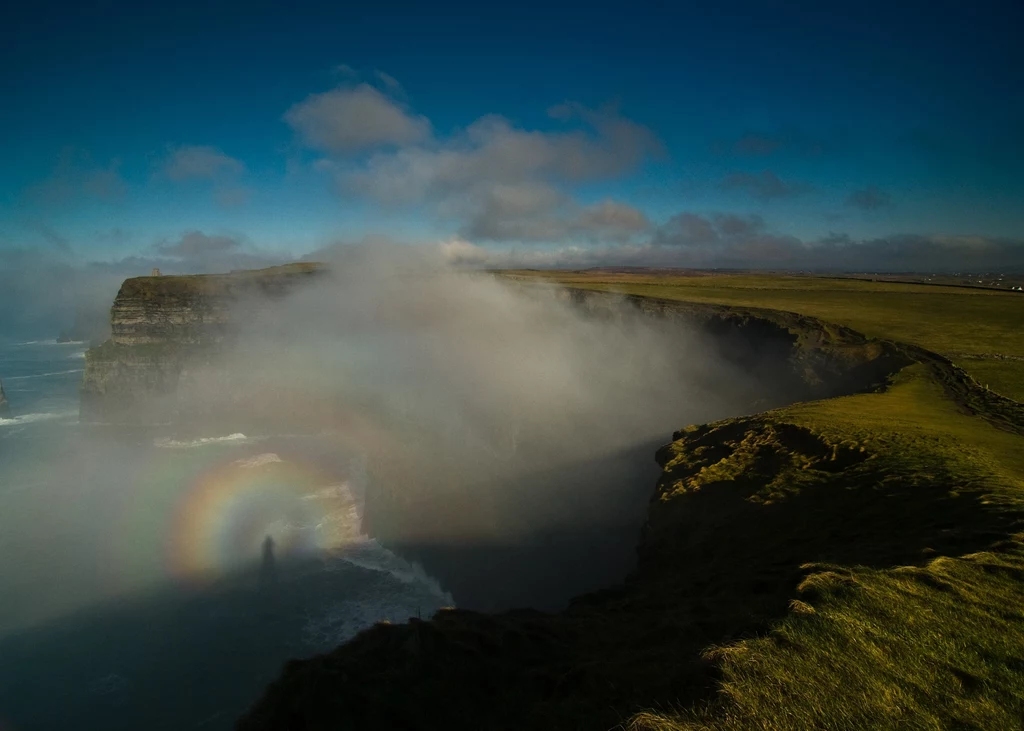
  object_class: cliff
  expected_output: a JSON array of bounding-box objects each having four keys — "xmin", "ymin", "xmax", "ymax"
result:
[
  {"xmin": 80, "ymin": 263, "xmax": 323, "ymax": 424},
  {"xmin": 359, "ymin": 287, "xmax": 911, "ymax": 610},
  {"xmin": 79, "ymin": 267, "xmax": 1023, "ymax": 728},
  {"xmin": 239, "ymin": 338, "xmax": 1024, "ymax": 731}
]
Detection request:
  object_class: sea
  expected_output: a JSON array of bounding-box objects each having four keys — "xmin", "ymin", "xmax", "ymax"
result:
[{"xmin": 0, "ymin": 338, "xmax": 453, "ymax": 730}]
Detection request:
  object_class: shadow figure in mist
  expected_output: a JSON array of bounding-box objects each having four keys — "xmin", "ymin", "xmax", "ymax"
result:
[{"xmin": 259, "ymin": 535, "xmax": 277, "ymax": 588}]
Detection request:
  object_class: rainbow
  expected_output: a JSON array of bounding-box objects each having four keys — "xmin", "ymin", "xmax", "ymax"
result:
[{"xmin": 167, "ymin": 451, "xmax": 358, "ymax": 582}]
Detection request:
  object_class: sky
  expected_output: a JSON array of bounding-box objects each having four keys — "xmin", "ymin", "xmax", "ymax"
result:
[{"xmin": 2, "ymin": 0, "xmax": 1024, "ymax": 276}]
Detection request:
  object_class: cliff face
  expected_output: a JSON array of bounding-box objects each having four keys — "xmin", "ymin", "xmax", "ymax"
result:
[
  {"xmin": 554, "ymin": 288, "xmax": 905, "ymax": 401},
  {"xmin": 80, "ymin": 263, "xmax": 323, "ymax": 424}
]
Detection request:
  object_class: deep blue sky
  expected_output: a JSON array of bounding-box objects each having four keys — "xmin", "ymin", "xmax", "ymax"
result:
[{"xmin": 2, "ymin": 0, "xmax": 1023, "ymax": 270}]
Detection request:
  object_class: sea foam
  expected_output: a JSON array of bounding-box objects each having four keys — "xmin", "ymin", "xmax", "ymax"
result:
[
  {"xmin": 232, "ymin": 453, "xmax": 283, "ymax": 469},
  {"xmin": 5, "ymin": 369, "xmax": 85, "ymax": 381},
  {"xmin": 0, "ymin": 411, "xmax": 78, "ymax": 427},
  {"xmin": 153, "ymin": 433, "xmax": 251, "ymax": 449}
]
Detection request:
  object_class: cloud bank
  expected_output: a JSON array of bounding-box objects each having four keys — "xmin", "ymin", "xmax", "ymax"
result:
[
  {"xmin": 286, "ymin": 79, "xmax": 661, "ymax": 245},
  {"xmin": 0, "ymin": 233, "xmax": 287, "ymax": 338},
  {"xmin": 442, "ymin": 223, "xmax": 1024, "ymax": 273}
]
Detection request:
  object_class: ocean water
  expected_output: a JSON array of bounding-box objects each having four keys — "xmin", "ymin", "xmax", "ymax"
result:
[{"xmin": 0, "ymin": 339, "xmax": 452, "ymax": 730}]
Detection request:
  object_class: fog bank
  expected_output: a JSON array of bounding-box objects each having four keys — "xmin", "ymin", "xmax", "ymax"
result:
[{"xmin": 180, "ymin": 245, "xmax": 766, "ymax": 607}]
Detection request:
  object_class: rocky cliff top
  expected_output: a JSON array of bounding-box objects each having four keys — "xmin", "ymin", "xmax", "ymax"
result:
[
  {"xmin": 107, "ymin": 262, "xmax": 325, "ymax": 346},
  {"xmin": 115, "ymin": 261, "xmax": 324, "ymax": 301}
]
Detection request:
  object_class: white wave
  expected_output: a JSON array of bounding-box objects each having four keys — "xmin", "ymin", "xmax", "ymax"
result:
[
  {"xmin": 0, "ymin": 410, "xmax": 78, "ymax": 427},
  {"xmin": 301, "ymin": 550, "xmax": 455, "ymax": 649},
  {"xmin": 16, "ymin": 339, "xmax": 84, "ymax": 346},
  {"xmin": 233, "ymin": 452, "xmax": 283, "ymax": 469},
  {"xmin": 68, "ymin": 351, "xmax": 86, "ymax": 359},
  {"xmin": 4, "ymin": 369, "xmax": 84, "ymax": 381},
  {"xmin": 301, "ymin": 483, "xmax": 349, "ymax": 500},
  {"xmin": 153, "ymin": 433, "xmax": 250, "ymax": 449},
  {"xmin": 340, "ymin": 541, "xmax": 453, "ymax": 599}
]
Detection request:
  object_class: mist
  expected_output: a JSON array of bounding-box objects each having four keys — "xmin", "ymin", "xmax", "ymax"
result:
[
  {"xmin": 176, "ymin": 244, "xmax": 770, "ymax": 607},
  {"xmin": 0, "ymin": 245, "xmax": 790, "ymax": 728}
]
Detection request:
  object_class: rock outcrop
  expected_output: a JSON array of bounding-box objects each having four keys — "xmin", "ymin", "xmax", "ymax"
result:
[
  {"xmin": 0, "ymin": 379, "xmax": 9, "ymax": 417},
  {"xmin": 79, "ymin": 263, "xmax": 324, "ymax": 424}
]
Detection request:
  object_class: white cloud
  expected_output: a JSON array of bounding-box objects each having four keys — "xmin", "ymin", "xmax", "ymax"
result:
[
  {"xmin": 162, "ymin": 145, "xmax": 245, "ymax": 181},
  {"xmin": 459, "ymin": 186, "xmax": 650, "ymax": 243},
  {"xmin": 286, "ymin": 77, "xmax": 660, "ymax": 243},
  {"xmin": 285, "ymin": 83, "xmax": 431, "ymax": 152},
  {"xmin": 374, "ymin": 70, "xmax": 402, "ymax": 91},
  {"xmin": 26, "ymin": 149, "xmax": 127, "ymax": 205},
  {"xmin": 214, "ymin": 185, "xmax": 252, "ymax": 208},
  {"xmin": 156, "ymin": 231, "xmax": 241, "ymax": 258},
  {"xmin": 347, "ymin": 111, "xmax": 659, "ymax": 204},
  {"xmin": 439, "ymin": 223, "xmax": 1024, "ymax": 273}
]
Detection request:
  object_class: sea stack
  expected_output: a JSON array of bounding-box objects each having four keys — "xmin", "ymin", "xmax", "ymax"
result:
[{"xmin": 0, "ymin": 379, "xmax": 9, "ymax": 416}]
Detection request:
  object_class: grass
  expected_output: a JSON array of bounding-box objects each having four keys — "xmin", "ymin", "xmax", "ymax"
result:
[
  {"xmin": 504, "ymin": 271, "xmax": 1024, "ymax": 402},
  {"xmin": 628, "ymin": 363, "xmax": 1024, "ymax": 730},
  {"xmin": 959, "ymin": 360, "xmax": 1024, "ymax": 403},
  {"xmin": 632, "ymin": 551, "xmax": 1024, "ymax": 730},
  {"xmin": 119, "ymin": 262, "xmax": 324, "ymax": 298}
]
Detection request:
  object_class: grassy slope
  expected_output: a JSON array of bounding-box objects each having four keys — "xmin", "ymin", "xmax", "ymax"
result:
[
  {"xmin": 507, "ymin": 271, "xmax": 1024, "ymax": 401},
  {"xmin": 631, "ymin": 364, "xmax": 1024, "ymax": 730},
  {"xmin": 960, "ymin": 360, "xmax": 1024, "ymax": 404}
]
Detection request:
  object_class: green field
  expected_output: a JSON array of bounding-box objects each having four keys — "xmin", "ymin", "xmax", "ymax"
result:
[
  {"xmin": 628, "ymin": 363, "xmax": 1024, "ymax": 730},
  {"xmin": 506, "ymin": 271, "xmax": 1024, "ymax": 402},
  {"xmin": 958, "ymin": 359, "xmax": 1024, "ymax": 403}
]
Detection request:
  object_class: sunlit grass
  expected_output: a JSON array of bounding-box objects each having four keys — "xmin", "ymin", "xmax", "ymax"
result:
[
  {"xmin": 627, "ymin": 363, "xmax": 1024, "ymax": 730},
  {"xmin": 631, "ymin": 550, "xmax": 1024, "ymax": 730},
  {"xmin": 961, "ymin": 360, "xmax": 1024, "ymax": 403}
]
